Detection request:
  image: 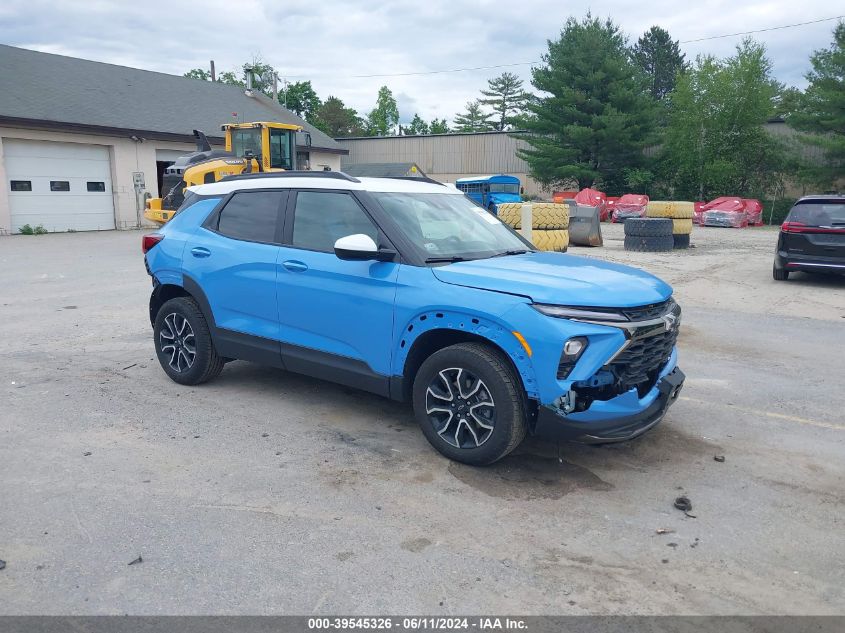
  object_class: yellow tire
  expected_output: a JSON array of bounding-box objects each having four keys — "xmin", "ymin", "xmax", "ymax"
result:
[
  {"xmin": 672, "ymin": 218, "xmax": 693, "ymax": 235},
  {"xmin": 532, "ymin": 229, "xmax": 569, "ymax": 252},
  {"xmin": 497, "ymin": 203, "xmax": 524, "ymax": 228},
  {"xmin": 647, "ymin": 201, "xmax": 694, "ymax": 219},
  {"xmin": 530, "ymin": 202, "xmax": 570, "ymax": 230}
]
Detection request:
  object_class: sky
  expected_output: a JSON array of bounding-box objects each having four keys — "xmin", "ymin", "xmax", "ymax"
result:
[{"xmin": 0, "ymin": 0, "xmax": 841, "ymax": 125}]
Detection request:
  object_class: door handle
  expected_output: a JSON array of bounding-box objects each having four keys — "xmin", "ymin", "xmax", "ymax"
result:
[
  {"xmin": 191, "ymin": 247, "xmax": 211, "ymax": 258},
  {"xmin": 282, "ymin": 260, "xmax": 308, "ymax": 272}
]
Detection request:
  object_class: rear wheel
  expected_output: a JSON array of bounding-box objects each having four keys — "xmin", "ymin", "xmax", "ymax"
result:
[
  {"xmin": 412, "ymin": 343, "xmax": 527, "ymax": 466},
  {"xmin": 154, "ymin": 297, "xmax": 224, "ymax": 385},
  {"xmin": 773, "ymin": 264, "xmax": 789, "ymax": 281}
]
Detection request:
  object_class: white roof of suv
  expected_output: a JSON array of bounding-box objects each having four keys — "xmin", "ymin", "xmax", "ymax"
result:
[{"xmin": 189, "ymin": 174, "xmax": 463, "ymax": 197}]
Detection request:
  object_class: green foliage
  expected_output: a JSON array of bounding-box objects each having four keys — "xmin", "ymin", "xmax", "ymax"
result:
[
  {"xmin": 313, "ymin": 96, "xmax": 364, "ymax": 137},
  {"xmin": 283, "ymin": 80, "xmax": 322, "ymax": 121},
  {"xmin": 762, "ymin": 198, "xmax": 799, "ymax": 225},
  {"xmin": 453, "ymin": 100, "xmax": 494, "ymax": 132},
  {"xmin": 632, "ymin": 26, "xmax": 687, "ymax": 101},
  {"xmin": 622, "ymin": 167, "xmax": 655, "ymax": 193},
  {"xmin": 518, "ymin": 14, "xmax": 657, "ymax": 192},
  {"xmin": 788, "ymin": 22, "xmax": 845, "ymax": 188},
  {"xmin": 365, "ymin": 86, "xmax": 400, "ymax": 136},
  {"xmin": 662, "ymin": 39, "xmax": 785, "ymax": 201},
  {"xmin": 183, "ymin": 68, "xmax": 211, "ymax": 81},
  {"xmin": 18, "ymin": 224, "xmax": 46, "ymax": 235},
  {"xmin": 405, "ymin": 114, "xmax": 430, "ymax": 135},
  {"xmin": 429, "ymin": 118, "xmax": 450, "ymax": 134},
  {"xmin": 480, "ymin": 72, "xmax": 532, "ymax": 131}
]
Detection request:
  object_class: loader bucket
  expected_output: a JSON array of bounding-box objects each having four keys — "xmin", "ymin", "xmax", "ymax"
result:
[{"xmin": 569, "ymin": 203, "xmax": 603, "ymax": 246}]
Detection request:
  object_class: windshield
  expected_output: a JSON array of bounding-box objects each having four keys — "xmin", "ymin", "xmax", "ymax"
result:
[
  {"xmin": 231, "ymin": 128, "xmax": 262, "ymax": 159},
  {"xmin": 372, "ymin": 192, "xmax": 532, "ymax": 261},
  {"xmin": 787, "ymin": 202, "xmax": 845, "ymax": 226}
]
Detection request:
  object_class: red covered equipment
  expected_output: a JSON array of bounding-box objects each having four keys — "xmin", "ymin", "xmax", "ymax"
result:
[
  {"xmin": 701, "ymin": 197, "xmax": 749, "ymax": 228},
  {"xmin": 693, "ymin": 202, "xmax": 705, "ymax": 225},
  {"xmin": 574, "ymin": 188, "xmax": 608, "ymax": 221},
  {"xmin": 743, "ymin": 199, "xmax": 763, "ymax": 226},
  {"xmin": 611, "ymin": 194, "xmax": 649, "ymax": 222}
]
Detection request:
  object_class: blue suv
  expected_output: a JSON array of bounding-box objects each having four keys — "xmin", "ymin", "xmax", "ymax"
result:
[{"xmin": 143, "ymin": 172, "xmax": 684, "ymax": 465}]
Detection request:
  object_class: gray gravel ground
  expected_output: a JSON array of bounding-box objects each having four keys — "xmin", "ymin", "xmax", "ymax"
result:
[{"xmin": 0, "ymin": 224, "xmax": 843, "ymax": 615}]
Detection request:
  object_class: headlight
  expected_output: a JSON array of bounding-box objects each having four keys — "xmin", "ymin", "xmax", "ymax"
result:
[
  {"xmin": 557, "ymin": 336, "xmax": 589, "ymax": 379},
  {"xmin": 532, "ymin": 304, "xmax": 628, "ymax": 322}
]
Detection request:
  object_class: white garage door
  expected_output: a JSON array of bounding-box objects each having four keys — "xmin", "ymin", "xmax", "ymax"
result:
[{"xmin": 5, "ymin": 139, "xmax": 115, "ymax": 232}]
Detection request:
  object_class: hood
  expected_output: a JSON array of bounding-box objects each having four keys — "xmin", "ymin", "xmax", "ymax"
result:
[{"xmin": 431, "ymin": 252, "xmax": 672, "ymax": 307}]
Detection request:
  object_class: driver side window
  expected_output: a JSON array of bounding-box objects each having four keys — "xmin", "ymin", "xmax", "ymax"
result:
[{"xmin": 291, "ymin": 191, "xmax": 379, "ymax": 253}]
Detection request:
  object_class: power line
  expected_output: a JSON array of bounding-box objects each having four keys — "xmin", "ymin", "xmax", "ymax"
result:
[
  {"xmin": 679, "ymin": 15, "xmax": 843, "ymax": 43},
  {"xmin": 285, "ymin": 14, "xmax": 843, "ymax": 80}
]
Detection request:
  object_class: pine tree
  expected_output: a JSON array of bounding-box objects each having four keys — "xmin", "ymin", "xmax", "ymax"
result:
[
  {"xmin": 429, "ymin": 118, "xmax": 450, "ymax": 134},
  {"xmin": 632, "ymin": 26, "xmax": 687, "ymax": 101},
  {"xmin": 480, "ymin": 72, "xmax": 531, "ymax": 130},
  {"xmin": 453, "ymin": 101, "xmax": 494, "ymax": 132},
  {"xmin": 788, "ymin": 22, "xmax": 845, "ymax": 188},
  {"xmin": 313, "ymin": 96, "xmax": 365, "ymax": 138},
  {"xmin": 518, "ymin": 15, "xmax": 657, "ymax": 192},
  {"xmin": 405, "ymin": 114, "xmax": 430, "ymax": 135}
]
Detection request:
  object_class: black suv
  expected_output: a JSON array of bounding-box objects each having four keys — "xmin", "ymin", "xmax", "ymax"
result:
[{"xmin": 773, "ymin": 196, "xmax": 845, "ymax": 280}]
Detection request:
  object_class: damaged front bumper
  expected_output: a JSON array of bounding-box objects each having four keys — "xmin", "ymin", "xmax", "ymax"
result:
[{"xmin": 534, "ymin": 361, "xmax": 685, "ymax": 443}]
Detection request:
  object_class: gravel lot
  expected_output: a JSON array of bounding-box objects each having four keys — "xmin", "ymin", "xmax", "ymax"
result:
[{"xmin": 1, "ymin": 223, "xmax": 843, "ymax": 615}]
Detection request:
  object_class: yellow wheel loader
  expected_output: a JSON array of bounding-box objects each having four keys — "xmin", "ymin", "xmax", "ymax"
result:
[{"xmin": 144, "ymin": 121, "xmax": 303, "ymax": 225}]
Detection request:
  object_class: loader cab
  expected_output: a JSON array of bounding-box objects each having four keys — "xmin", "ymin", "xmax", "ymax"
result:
[{"xmin": 223, "ymin": 122, "xmax": 300, "ymax": 172}]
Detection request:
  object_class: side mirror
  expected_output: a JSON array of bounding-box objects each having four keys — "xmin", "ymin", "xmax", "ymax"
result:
[{"xmin": 334, "ymin": 234, "xmax": 395, "ymax": 261}]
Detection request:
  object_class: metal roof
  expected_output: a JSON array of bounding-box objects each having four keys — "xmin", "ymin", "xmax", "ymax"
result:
[
  {"xmin": 343, "ymin": 162, "xmax": 426, "ymax": 178},
  {"xmin": 0, "ymin": 44, "xmax": 345, "ymax": 153}
]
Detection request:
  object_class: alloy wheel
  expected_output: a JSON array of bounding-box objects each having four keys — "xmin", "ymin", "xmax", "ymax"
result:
[
  {"xmin": 159, "ymin": 313, "xmax": 196, "ymax": 373},
  {"xmin": 425, "ymin": 367, "xmax": 495, "ymax": 449}
]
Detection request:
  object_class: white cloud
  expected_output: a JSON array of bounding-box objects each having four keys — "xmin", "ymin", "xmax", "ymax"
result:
[{"xmin": 0, "ymin": 0, "xmax": 839, "ymax": 123}]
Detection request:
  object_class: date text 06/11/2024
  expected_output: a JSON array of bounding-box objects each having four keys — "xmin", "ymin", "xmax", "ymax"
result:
[{"xmin": 307, "ymin": 617, "xmax": 528, "ymax": 630}]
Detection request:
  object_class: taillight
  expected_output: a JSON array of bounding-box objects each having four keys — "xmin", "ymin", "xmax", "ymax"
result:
[
  {"xmin": 782, "ymin": 221, "xmax": 845, "ymax": 234},
  {"xmin": 142, "ymin": 234, "xmax": 163, "ymax": 254}
]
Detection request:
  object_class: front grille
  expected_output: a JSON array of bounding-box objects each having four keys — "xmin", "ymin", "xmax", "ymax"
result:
[
  {"xmin": 621, "ymin": 299, "xmax": 672, "ymax": 322},
  {"xmin": 609, "ymin": 326, "xmax": 679, "ymax": 396}
]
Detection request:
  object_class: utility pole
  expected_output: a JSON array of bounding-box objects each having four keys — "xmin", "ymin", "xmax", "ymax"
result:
[
  {"xmin": 209, "ymin": 60, "xmax": 216, "ymax": 82},
  {"xmin": 272, "ymin": 72, "xmax": 278, "ymax": 103}
]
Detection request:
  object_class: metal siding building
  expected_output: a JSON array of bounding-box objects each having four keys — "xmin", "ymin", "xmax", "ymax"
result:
[{"xmin": 337, "ymin": 131, "xmax": 545, "ymax": 196}]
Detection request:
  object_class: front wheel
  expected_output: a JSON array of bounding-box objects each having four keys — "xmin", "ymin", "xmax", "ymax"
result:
[{"xmin": 412, "ymin": 342, "xmax": 527, "ymax": 465}]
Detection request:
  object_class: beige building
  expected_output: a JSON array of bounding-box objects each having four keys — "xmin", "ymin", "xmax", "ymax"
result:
[
  {"xmin": 337, "ymin": 131, "xmax": 545, "ymax": 196},
  {"xmin": 0, "ymin": 44, "xmax": 347, "ymax": 235}
]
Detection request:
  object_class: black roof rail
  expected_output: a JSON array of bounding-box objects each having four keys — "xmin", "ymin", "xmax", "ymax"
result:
[{"xmin": 220, "ymin": 171, "xmax": 361, "ymax": 183}]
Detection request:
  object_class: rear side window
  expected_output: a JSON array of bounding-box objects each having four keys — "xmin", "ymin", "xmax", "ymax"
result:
[
  {"xmin": 292, "ymin": 191, "xmax": 378, "ymax": 252},
  {"xmin": 787, "ymin": 202, "xmax": 845, "ymax": 226},
  {"xmin": 215, "ymin": 191, "xmax": 282, "ymax": 243}
]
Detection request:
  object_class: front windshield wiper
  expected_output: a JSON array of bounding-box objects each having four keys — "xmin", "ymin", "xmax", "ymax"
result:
[
  {"xmin": 488, "ymin": 249, "xmax": 532, "ymax": 258},
  {"xmin": 424, "ymin": 256, "xmax": 472, "ymax": 263}
]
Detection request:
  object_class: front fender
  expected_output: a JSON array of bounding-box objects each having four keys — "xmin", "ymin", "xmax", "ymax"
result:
[{"xmin": 393, "ymin": 307, "xmax": 540, "ymax": 399}]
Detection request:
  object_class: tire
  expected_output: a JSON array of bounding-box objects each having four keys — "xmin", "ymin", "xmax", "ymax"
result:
[
  {"xmin": 646, "ymin": 201, "xmax": 694, "ymax": 219},
  {"xmin": 532, "ymin": 228, "xmax": 569, "ymax": 252},
  {"xmin": 623, "ymin": 218, "xmax": 673, "ymax": 238},
  {"xmin": 672, "ymin": 218, "xmax": 693, "ymax": 235},
  {"xmin": 673, "ymin": 233, "xmax": 691, "ymax": 249},
  {"xmin": 624, "ymin": 235, "xmax": 674, "ymax": 252},
  {"xmin": 531, "ymin": 203, "xmax": 570, "ymax": 230},
  {"xmin": 153, "ymin": 297, "xmax": 224, "ymax": 385},
  {"xmin": 412, "ymin": 342, "xmax": 527, "ymax": 466},
  {"xmin": 773, "ymin": 264, "xmax": 789, "ymax": 281},
  {"xmin": 496, "ymin": 203, "xmax": 524, "ymax": 229}
]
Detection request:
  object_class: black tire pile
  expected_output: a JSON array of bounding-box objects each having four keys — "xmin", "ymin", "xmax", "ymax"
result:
[{"xmin": 623, "ymin": 218, "xmax": 674, "ymax": 252}]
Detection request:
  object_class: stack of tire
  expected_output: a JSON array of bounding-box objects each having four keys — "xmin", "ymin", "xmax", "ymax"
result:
[
  {"xmin": 623, "ymin": 218, "xmax": 674, "ymax": 252},
  {"xmin": 497, "ymin": 203, "xmax": 570, "ymax": 252},
  {"xmin": 645, "ymin": 201, "xmax": 694, "ymax": 249}
]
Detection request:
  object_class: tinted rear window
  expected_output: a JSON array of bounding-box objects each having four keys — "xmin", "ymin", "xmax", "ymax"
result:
[
  {"xmin": 215, "ymin": 191, "xmax": 282, "ymax": 243},
  {"xmin": 787, "ymin": 201, "xmax": 845, "ymax": 226}
]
